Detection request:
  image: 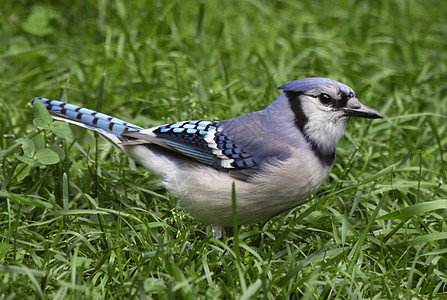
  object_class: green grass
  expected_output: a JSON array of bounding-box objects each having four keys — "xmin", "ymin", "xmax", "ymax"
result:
[{"xmin": 1, "ymin": 0, "xmax": 447, "ymax": 298}]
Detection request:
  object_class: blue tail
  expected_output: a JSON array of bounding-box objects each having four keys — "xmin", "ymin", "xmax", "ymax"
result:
[{"xmin": 31, "ymin": 98, "xmax": 143, "ymax": 139}]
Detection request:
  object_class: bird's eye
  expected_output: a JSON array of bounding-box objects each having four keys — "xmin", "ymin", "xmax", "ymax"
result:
[{"xmin": 318, "ymin": 93, "xmax": 332, "ymax": 105}]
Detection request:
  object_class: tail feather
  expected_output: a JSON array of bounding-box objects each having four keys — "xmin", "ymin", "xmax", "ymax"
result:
[
  {"xmin": 30, "ymin": 97, "xmax": 186, "ymax": 179},
  {"xmin": 31, "ymin": 98, "xmax": 143, "ymax": 140}
]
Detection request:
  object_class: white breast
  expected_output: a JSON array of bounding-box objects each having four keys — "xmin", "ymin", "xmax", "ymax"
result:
[{"xmin": 162, "ymin": 146, "xmax": 332, "ymax": 226}]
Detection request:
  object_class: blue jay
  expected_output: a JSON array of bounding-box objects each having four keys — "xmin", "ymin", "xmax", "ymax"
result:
[{"xmin": 31, "ymin": 77, "xmax": 383, "ymax": 230}]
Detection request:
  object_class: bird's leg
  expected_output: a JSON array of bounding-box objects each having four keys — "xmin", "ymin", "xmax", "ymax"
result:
[
  {"xmin": 206, "ymin": 224, "xmax": 223, "ymax": 239},
  {"xmin": 205, "ymin": 225, "xmax": 242, "ymax": 239}
]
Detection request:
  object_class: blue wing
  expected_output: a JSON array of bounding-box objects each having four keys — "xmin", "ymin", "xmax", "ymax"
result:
[
  {"xmin": 152, "ymin": 121, "xmax": 259, "ymax": 171},
  {"xmin": 32, "ymin": 98, "xmax": 260, "ymax": 179}
]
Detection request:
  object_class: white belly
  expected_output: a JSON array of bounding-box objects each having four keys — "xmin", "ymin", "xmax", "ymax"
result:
[{"xmin": 163, "ymin": 147, "xmax": 333, "ymax": 225}]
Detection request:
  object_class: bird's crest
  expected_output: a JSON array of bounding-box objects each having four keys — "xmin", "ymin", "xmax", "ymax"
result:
[{"xmin": 278, "ymin": 77, "xmax": 354, "ymax": 96}]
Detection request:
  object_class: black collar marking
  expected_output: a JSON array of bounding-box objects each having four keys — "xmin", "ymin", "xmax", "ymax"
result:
[{"xmin": 286, "ymin": 91, "xmax": 335, "ymax": 166}]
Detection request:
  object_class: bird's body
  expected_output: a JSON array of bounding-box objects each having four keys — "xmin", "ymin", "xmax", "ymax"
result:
[{"xmin": 32, "ymin": 78, "xmax": 383, "ymax": 226}]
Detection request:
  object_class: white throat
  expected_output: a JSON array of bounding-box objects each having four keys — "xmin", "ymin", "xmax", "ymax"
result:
[{"xmin": 301, "ymin": 97, "xmax": 349, "ymax": 152}]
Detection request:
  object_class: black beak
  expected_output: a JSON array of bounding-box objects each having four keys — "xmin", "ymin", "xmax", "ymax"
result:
[{"xmin": 343, "ymin": 98, "xmax": 384, "ymax": 119}]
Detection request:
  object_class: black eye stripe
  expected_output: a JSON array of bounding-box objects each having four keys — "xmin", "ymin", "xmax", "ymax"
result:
[
  {"xmin": 304, "ymin": 91, "xmax": 355, "ymax": 108},
  {"xmin": 303, "ymin": 93, "xmax": 333, "ymax": 105},
  {"xmin": 337, "ymin": 91, "xmax": 355, "ymax": 107}
]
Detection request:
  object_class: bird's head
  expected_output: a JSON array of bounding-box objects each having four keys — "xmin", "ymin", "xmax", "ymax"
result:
[{"xmin": 277, "ymin": 77, "xmax": 384, "ymax": 163}]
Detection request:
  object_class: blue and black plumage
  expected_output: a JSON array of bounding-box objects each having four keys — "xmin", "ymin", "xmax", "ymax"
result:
[
  {"xmin": 31, "ymin": 77, "xmax": 383, "ymax": 232},
  {"xmin": 31, "ymin": 98, "xmax": 143, "ymax": 138},
  {"xmin": 152, "ymin": 120, "xmax": 258, "ymax": 169},
  {"xmin": 32, "ymin": 98, "xmax": 259, "ymax": 175}
]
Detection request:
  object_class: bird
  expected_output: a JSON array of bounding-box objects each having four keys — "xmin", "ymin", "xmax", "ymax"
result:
[{"xmin": 31, "ymin": 77, "xmax": 383, "ymax": 235}]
